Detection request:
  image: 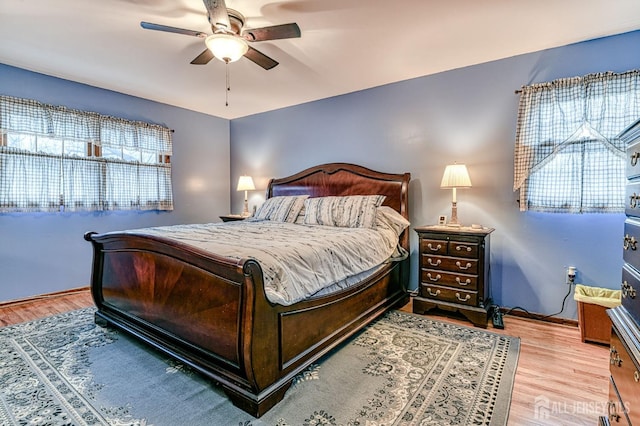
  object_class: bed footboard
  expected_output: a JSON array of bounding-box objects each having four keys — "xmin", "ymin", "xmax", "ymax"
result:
[{"xmin": 84, "ymin": 230, "xmax": 407, "ymax": 417}]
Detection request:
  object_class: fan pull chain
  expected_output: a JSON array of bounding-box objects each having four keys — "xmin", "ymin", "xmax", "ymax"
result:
[{"xmin": 225, "ymin": 60, "xmax": 230, "ymax": 107}]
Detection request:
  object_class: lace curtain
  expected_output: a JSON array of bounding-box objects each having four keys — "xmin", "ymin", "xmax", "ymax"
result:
[
  {"xmin": 514, "ymin": 70, "xmax": 640, "ymax": 213},
  {"xmin": 0, "ymin": 95, "xmax": 173, "ymax": 212}
]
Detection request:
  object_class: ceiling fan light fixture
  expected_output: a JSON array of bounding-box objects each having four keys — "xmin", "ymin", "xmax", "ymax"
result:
[{"xmin": 205, "ymin": 33, "xmax": 248, "ymax": 63}]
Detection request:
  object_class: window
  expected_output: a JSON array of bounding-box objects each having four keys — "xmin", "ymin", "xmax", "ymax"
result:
[
  {"xmin": 0, "ymin": 96, "xmax": 173, "ymax": 212},
  {"xmin": 514, "ymin": 70, "xmax": 640, "ymax": 213}
]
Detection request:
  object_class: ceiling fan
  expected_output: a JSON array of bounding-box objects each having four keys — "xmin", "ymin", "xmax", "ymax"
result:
[{"xmin": 140, "ymin": 0, "xmax": 301, "ymax": 70}]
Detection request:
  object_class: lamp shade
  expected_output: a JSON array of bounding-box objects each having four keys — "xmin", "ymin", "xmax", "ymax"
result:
[
  {"xmin": 236, "ymin": 175, "xmax": 255, "ymax": 192},
  {"xmin": 205, "ymin": 33, "xmax": 249, "ymax": 63},
  {"xmin": 440, "ymin": 164, "xmax": 472, "ymax": 189}
]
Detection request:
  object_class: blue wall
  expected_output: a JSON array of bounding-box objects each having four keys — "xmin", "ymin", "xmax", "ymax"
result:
[
  {"xmin": 230, "ymin": 30, "xmax": 640, "ymax": 319},
  {"xmin": 0, "ymin": 64, "xmax": 231, "ymax": 302}
]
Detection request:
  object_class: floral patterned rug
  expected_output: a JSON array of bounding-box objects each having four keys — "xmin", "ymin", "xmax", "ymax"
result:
[{"xmin": 0, "ymin": 308, "xmax": 519, "ymax": 425}]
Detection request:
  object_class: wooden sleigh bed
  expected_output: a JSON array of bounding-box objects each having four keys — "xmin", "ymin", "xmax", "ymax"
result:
[{"xmin": 84, "ymin": 162, "xmax": 411, "ymax": 417}]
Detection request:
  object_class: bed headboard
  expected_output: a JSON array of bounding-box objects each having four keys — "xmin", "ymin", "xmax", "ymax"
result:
[{"xmin": 267, "ymin": 163, "xmax": 411, "ymax": 219}]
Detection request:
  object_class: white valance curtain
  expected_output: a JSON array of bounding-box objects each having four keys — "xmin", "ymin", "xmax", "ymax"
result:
[
  {"xmin": 514, "ymin": 70, "xmax": 640, "ymax": 213},
  {"xmin": 0, "ymin": 95, "xmax": 173, "ymax": 212}
]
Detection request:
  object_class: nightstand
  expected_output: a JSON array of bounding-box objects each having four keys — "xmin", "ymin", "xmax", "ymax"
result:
[
  {"xmin": 219, "ymin": 214, "xmax": 246, "ymax": 222},
  {"xmin": 413, "ymin": 225, "xmax": 494, "ymax": 328}
]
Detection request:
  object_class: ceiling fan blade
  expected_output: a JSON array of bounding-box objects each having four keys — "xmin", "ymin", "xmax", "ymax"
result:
[
  {"xmin": 190, "ymin": 49, "xmax": 215, "ymax": 65},
  {"xmin": 242, "ymin": 23, "xmax": 301, "ymax": 42},
  {"xmin": 140, "ymin": 21, "xmax": 207, "ymax": 38},
  {"xmin": 244, "ymin": 46, "xmax": 278, "ymax": 70},
  {"xmin": 202, "ymin": 0, "xmax": 231, "ymax": 31}
]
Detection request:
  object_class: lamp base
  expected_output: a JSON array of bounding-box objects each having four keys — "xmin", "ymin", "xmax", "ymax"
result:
[
  {"xmin": 242, "ymin": 197, "xmax": 251, "ymax": 217},
  {"xmin": 449, "ymin": 201, "xmax": 460, "ymax": 227}
]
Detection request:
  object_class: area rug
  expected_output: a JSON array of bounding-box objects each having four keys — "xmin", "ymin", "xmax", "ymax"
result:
[{"xmin": 0, "ymin": 308, "xmax": 519, "ymax": 425}]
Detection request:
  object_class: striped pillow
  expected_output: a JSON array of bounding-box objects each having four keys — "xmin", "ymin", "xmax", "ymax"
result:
[
  {"xmin": 303, "ymin": 195, "xmax": 386, "ymax": 228},
  {"xmin": 254, "ymin": 195, "xmax": 309, "ymax": 222}
]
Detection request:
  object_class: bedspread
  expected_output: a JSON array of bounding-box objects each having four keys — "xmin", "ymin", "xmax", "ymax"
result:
[{"xmin": 117, "ymin": 221, "xmax": 402, "ymax": 306}]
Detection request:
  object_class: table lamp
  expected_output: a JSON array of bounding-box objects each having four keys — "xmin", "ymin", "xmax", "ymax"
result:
[
  {"xmin": 440, "ymin": 164, "xmax": 472, "ymax": 227},
  {"xmin": 237, "ymin": 175, "xmax": 255, "ymax": 217}
]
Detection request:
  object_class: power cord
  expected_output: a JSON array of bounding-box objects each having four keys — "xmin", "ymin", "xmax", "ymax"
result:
[
  {"xmin": 494, "ymin": 282, "xmax": 574, "ymax": 322},
  {"xmin": 539, "ymin": 282, "xmax": 574, "ymax": 319}
]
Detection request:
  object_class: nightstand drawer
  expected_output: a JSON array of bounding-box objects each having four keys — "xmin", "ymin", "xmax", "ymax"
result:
[
  {"xmin": 420, "ymin": 238, "xmax": 447, "ymax": 255},
  {"xmin": 421, "ymin": 269, "xmax": 478, "ymax": 290},
  {"xmin": 621, "ymin": 264, "xmax": 640, "ymax": 325},
  {"xmin": 625, "ymin": 182, "xmax": 640, "ymax": 218},
  {"xmin": 627, "ymin": 139, "xmax": 640, "ymax": 180},
  {"xmin": 607, "ymin": 376, "xmax": 631, "ymax": 426},
  {"xmin": 420, "ymin": 284, "xmax": 478, "ymax": 306},
  {"xmin": 623, "ymin": 219, "xmax": 640, "ymax": 269},
  {"xmin": 419, "ymin": 238, "xmax": 480, "ymax": 259},
  {"xmin": 421, "ymin": 254, "xmax": 478, "ymax": 274},
  {"xmin": 609, "ymin": 329, "xmax": 640, "ymax": 426},
  {"xmin": 448, "ymin": 241, "xmax": 479, "ymax": 259}
]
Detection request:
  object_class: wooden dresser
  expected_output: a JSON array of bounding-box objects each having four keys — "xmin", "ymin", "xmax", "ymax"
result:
[
  {"xmin": 412, "ymin": 225, "xmax": 494, "ymax": 328},
  {"xmin": 600, "ymin": 119, "xmax": 640, "ymax": 426}
]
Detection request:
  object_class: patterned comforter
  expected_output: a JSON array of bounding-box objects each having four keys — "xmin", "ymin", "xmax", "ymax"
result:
[{"xmin": 118, "ymin": 220, "xmax": 403, "ymax": 306}]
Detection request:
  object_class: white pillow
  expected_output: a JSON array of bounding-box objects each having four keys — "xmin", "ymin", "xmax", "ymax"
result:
[
  {"xmin": 303, "ymin": 195, "xmax": 386, "ymax": 228},
  {"xmin": 254, "ymin": 195, "xmax": 309, "ymax": 223},
  {"xmin": 375, "ymin": 206, "xmax": 410, "ymax": 235}
]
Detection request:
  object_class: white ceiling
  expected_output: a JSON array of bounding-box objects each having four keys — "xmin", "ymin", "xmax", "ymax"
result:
[{"xmin": 2, "ymin": 0, "xmax": 640, "ymax": 120}]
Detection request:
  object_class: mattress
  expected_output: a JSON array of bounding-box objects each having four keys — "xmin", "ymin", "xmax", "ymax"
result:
[{"xmin": 116, "ymin": 219, "xmax": 405, "ymax": 306}]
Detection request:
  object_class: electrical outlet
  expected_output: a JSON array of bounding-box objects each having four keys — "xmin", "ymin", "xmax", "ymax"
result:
[{"xmin": 566, "ymin": 266, "xmax": 576, "ymax": 284}]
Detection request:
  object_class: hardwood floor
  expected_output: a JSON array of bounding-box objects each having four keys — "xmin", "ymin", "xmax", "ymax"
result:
[
  {"xmin": 0, "ymin": 288, "xmax": 93, "ymax": 327},
  {"xmin": 1, "ymin": 291, "xmax": 609, "ymax": 425}
]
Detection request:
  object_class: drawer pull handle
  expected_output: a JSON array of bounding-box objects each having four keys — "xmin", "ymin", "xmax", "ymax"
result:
[
  {"xmin": 622, "ymin": 280, "xmax": 637, "ymax": 299},
  {"xmin": 455, "ymin": 293, "xmax": 471, "ymax": 302},
  {"xmin": 611, "ymin": 353, "xmax": 623, "ymax": 367},
  {"xmin": 427, "ymin": 273, "xmax": 441, "ymax": 282},
  {"xmin": 456, "ymin": 261, "xmax": 472, "ymax": 270},
  {"xmin": 608, "ymin": 400, "xmax": 621, "ymax": 422},
  {"xmin": 632, "ymin": 151, "xmax": 640, "ymax": 167},
  {"xmin": 623, "ymin": 234, "xmax": 638, "ymax": 251},
  {"xmin": 427, "ymin": 288, "xmax": 441, "ymax": 297},
  {"xmin": 635, "ymin": 370, "xmax": 639, "ymax": 383},
  {"xmin": 610, "ymin": 346, "xmax": 623, "ymax": 367},
  {"xmin": 427, "ymin": 243, "xmax": 442, "ymax": 251},
  {"xmin": 428, "ymin": 258, "xmax": 442, "ymax": 267},
  {"xmin": 456, "ymin": 277, "xmax": 471, "ymax": 286},
  {"xmin": 455, "ymin": 244, "xmax": 472, "ymax": 252},
  {"xmin": 631, "ymin": 193, "xmax": 639, "ymax": 209}
]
